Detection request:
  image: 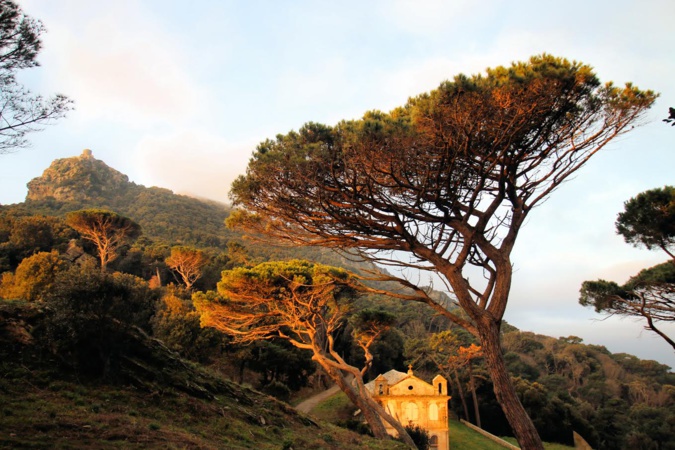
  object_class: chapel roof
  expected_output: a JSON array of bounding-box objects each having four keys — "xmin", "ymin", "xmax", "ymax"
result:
[{"xmin": 365, "ymin": 369, "xmax": 414, "ymax": 394}]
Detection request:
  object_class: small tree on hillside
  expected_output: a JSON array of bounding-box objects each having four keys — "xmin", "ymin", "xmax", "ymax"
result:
[
  {"xmin": 165, "ymin": 246, "xmax": 209, "ymax": 290},
  {"xmin": 350, "ymin": 308, "xmax": 397, "ymax": 375},
  {"xmin": 194, "ymin": 260, "xmax": 417, "ymax": 449},
  {"xmin": 406, "ymin": 330, "xmax": 478, "ymax": 424},
  {"xmin": 227, "ymin": 55, "xmax": 656, "ymax": 449},
  {"xmin": 42, "ymin": 262, "xmax": 158, "ymax": 378},
  {"xmin": 65, "ymin": 209, "xmax": 141, "ymax": 271}
]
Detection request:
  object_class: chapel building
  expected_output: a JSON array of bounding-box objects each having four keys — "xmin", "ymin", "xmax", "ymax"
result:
[{"xmin": 366, "ymin": 366, "xmax": 450, "ymax": 450}]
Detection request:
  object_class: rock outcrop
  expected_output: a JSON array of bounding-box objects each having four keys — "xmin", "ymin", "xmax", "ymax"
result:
[
  {"xmin": 10, "ymin": 149, "xmax": 233, "ymax": 247},
  {"xmin": 26, "ymin": 149, "xmax": 133, "ymax": 203}
]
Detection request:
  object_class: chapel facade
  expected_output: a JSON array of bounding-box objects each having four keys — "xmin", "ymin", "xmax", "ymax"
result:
[{"xmin": 367, "ymin": 366, "xmax": 450, "ymax": 450}]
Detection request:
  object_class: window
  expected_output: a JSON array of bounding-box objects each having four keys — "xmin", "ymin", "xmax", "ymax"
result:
[
  {"xmin": 438, "ymin": 382, "xmax": 442, "ymax": 394},
  {"xmin": 430, "ymin": 435, "xmax": 439, "ymax": 449},
  {"xmin": 429, "ymin": 402, "xmax": 438, "ymax": 421},
  {"xmin": 404, "ymin": 402, "xmax": 419, "ymax": 421}
]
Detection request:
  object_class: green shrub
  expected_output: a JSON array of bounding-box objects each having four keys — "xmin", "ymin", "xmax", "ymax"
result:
[
  {"xmin": 41, "ymin": 262, "xmax": 158, "ymax": 378},
  {"xmin": 336, "ymin": 418, "xmax": 372, "ymax": 436},
  {"xmin": 404, "ymin": 424, "xmax": 430, "ymax": 450},
  {"xmin": 260, "ymin": 380, "xmax": 291, "ymax": 402}
]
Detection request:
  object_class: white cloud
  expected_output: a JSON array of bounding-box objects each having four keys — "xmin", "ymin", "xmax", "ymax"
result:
[
  {"xmin": 34, "ymin": 1, "xmax": 205, "ymax": 129},
  {"xmin": 134, "ymin": 129, "xmax": 253, "ymax": 203}
]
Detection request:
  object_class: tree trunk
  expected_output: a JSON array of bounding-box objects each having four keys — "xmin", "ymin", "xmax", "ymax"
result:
[
  {"xmin": 365, "ymin": 396, "xmax": 418, "ymax": 449},
  {"xmin": 452, "ymin": 367, "xmax": 470, "ymax": 421},
  {"xmin": 643, "ymin": 303, "xmax": 675, "ymax": 350},
  {"xmin": 478, "ymin": 318, "xmax": 543, "ymax": 450},
  {"xmin": 645, "ymin": 317, "xmax": 675, "ymax": 350},
  {"xmin": 313, "ymin": 360, "xmax": 418, "ymax": 449},
  {"xmin": 315, "ymin": 361, "xmax": 390, "ymax": 440},
  {"xmin": 357, "ymin": 339, "xmax": 418, "ymax": 448},
  {"xmin": 468, "ymin": 363, "xmax": 481, "ymax": 428},
  {"xmin": 99, "ymin": 251, "xmax": 107, "ymax": 272},
  {"xmin": 238, "ymin": 359, "xmax": 246, "ymax": 385}
]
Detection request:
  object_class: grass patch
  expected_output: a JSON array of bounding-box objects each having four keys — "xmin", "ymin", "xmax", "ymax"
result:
[
  {"xmin": 449, "ymin": 420, "xmax": 511, "ymax": 450},
  {"xmin": 544, "ymin": 444, "xmax": 575, "ymax": 450},
  {"xmin": 501, "ymin": 435, "xmax": 574, "ymax": 450},
  {"xmin": 451, "ymin": 420, "xmax": 575, "ymax": 450},
  {"xmin": 310, "ymin": 391, "xmax": 355, "ymax": 422}
]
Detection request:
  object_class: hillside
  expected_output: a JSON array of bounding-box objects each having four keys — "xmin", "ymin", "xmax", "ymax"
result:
[
  {"xmin": 1, "ymin": 151, "xmax": 383, "ymax": 270},
  {"xmin": 0, "ymin": 150, "xmax": 415, "ymax": 285},
  {"xmin": 4, "ymin": 149, "xmax": 234, "ymax": 247},
  {"xmin": 0, "ymin": 299, "xmax": 406, "ymax": 450}
]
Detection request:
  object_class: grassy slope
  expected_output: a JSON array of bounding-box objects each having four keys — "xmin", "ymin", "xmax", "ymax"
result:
[
  {"xmin": 0, "ymin": 301, "xmax": 407, "ymax": 450},
  {"xmin": 0, "ymin": 376, "xmax": 406, "ymax": 449}
]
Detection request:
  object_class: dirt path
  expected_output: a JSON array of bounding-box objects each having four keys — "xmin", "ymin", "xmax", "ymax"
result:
[{"xmin": 295, "ymin": 375, "xmax": 354, "ymax": 414}]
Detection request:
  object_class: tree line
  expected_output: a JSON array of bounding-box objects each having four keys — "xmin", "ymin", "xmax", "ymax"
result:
[{"xmin": 1, "ymin": 203, "xmax": 672, "ymax": 449}]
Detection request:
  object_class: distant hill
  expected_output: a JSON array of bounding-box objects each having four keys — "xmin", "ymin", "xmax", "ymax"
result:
[
  {"xmin": 0, "ymin": 150, "xmax": 407, "ymax": 276},
  {"xmin": 3, "ymin": 149, "xmax": 234, "ymax": 247}
]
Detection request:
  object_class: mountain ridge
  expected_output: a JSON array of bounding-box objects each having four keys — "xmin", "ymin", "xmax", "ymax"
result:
[{"xmin": 5, "ymin": 149, "xmax": 233, "ymax": 247}]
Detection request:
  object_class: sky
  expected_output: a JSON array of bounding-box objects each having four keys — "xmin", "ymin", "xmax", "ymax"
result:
[{"xmin": 3, "ymin": 0, "xmax": 674, "ymax": 367}]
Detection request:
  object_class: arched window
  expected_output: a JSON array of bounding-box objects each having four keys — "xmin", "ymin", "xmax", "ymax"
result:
[
  {"xmin": 429, "ymin": 402, "xmax": 439, "ymax": 421},
  {"xmin": 438, "ymin": 382, "xmax": 442, "ymax": 394},
  {"xmin": 429, "ymin": 435, "xmax": 439, "ymax": 449},
  {"xmin": 404, "ymin": 402, "xmax": 419, "ymax": 422}
]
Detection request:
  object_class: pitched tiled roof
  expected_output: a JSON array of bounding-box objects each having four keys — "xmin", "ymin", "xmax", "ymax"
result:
[{"xmin": 365, "ymin": 369, "xmax": 408, "ymax": 394}]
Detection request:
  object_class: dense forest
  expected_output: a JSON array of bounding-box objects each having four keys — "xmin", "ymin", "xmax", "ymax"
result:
[{"xmin": 1, "ymin": 153, "xmax": 672, "ymax": 449}]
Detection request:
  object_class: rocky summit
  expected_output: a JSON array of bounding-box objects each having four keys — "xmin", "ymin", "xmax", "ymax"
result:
[
  {"xmin": 26, "ymin": 149, "xmax": 132, "ymax": 203},
  {"xmin": 7, "ymin": 150, "xmax": 232, "ymax": 247}
]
